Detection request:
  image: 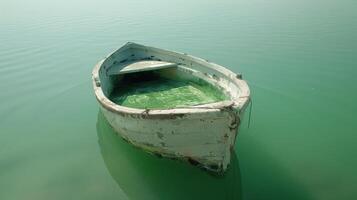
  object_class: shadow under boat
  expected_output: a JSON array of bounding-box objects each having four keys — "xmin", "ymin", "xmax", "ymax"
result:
[{"xmin": 96, "ymin": 111, "xmax": 242, "ymax": 200}]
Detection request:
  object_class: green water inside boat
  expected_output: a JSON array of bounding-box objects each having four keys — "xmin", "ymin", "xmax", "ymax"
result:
[{"xmin": 110, "ymin": 77, "xmax": 228, "ymax": 109}]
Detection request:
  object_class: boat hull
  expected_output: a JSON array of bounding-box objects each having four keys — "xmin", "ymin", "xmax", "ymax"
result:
[{"xmin": 99, "ymin": 103, "xmax": 239, "ymax": 173}]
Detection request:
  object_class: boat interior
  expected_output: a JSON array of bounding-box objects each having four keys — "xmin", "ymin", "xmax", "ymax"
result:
[
  {"xmin": 108, "ymin": 61, "xmax": 229, "ymax": 109},
  {"xmin": 96, "ymin": 44, "xmax": 242, "ymax": 109}
]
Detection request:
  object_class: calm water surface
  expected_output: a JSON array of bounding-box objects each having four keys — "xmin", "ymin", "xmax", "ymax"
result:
[{"xmin": 1, "ymin": 0, "xmax": 356, "ymax": 199}]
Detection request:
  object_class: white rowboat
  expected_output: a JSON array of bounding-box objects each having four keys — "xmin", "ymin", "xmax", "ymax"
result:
[{"xmin": 92, "ymin": 42, "xmax": 250, "ymax": 174}]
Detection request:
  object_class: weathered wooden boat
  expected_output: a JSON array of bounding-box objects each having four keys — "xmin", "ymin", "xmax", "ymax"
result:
[{"xmin": 92, "ymin": 42, "xmax": 250, "ymax": 174}]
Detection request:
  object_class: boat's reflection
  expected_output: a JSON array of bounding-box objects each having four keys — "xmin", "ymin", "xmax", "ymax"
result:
[{"xmin": 96, "ymin": 111, "xmax": 242, "ymax": 200}]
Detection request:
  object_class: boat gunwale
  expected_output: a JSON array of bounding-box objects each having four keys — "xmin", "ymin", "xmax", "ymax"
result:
[{"xmin": 92, "ymin": 42, "xmax": 250, "ymax": 118}]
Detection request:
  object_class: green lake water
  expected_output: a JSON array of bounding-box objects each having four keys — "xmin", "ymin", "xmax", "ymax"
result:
[{"xmin": 1, "ymin": 0, "xmax": 357, "ymax": 199}]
